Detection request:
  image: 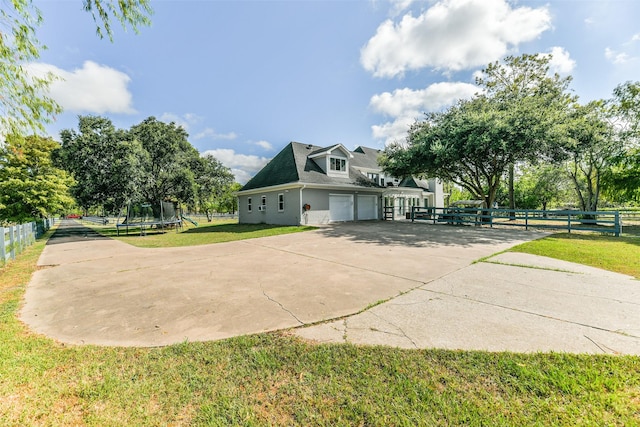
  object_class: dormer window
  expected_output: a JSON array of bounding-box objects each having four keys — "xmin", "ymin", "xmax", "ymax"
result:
[{"xmin": 330, "ymin": 157, "xmax": 346, "ymax": 172}]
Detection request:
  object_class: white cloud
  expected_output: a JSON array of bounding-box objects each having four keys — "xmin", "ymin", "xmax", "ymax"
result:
[
  {"xmin": 370, "ymin": 81, "xmax": 478, "ymax": 145},
  {"xmin": 194, "ymin": 128, "xmax": 238, "ymax": 140},
  {"xmin": 389, "ymin": 0, "xmax": 416, "ymax": 16},
  {"xmin": 26, "ymin": 61, "xmax": 135, "ymax": 114},
  {"xmin": 546, "ymin": 46, "xmax": 576, "ymax": 75},
  {"xmin": 255, "ymin": 140, "xmax": 273, "ymax": 150},
  {"xmin": 201, "ymin": 148, "xmax": 270, "ymax": 184},
  {"xmin": 361, "ymin": 0, "xmax": 552, "ymax": 77},
  {"xmin": 159, "ymin": 112, "xmax": 198, "ymax": 131},
  {"xmin": 604, "ymin": 33, "xmax": 640, "ymax": 66},
  {"xmin": 605, "ymin": 47, "xmax": 632, "ymax": 64}
]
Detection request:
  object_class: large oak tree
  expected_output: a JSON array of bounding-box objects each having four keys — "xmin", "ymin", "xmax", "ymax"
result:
[{"xmin": 381, "ymin": 54, "xmax": 573, "ymax": 210}]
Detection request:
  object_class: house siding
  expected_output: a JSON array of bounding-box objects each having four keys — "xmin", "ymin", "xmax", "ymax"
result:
[{"xmin": 239, "ymin": 190, "xmax": 301, "ymax": 225}]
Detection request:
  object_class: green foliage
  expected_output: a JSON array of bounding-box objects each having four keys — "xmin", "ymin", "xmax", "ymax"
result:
[
  {"xmin": 130, "ymin": 116, "xmax": 202, "ymax": 204},
  {"xmin": 0, "ymin": 2, "xmax": 60, "ymax": 135},
  {"xmin": 58, "ymin": 116, "xmax": 144, "ymax": 212},
  {"xmin": 193, "ymin": 154, "xmax": 235, "ymax": 218},
  {"xmin": 602, "ymin": 146, "xmax": 640, "ymax": 203},
  {"xmin": 381, "ymin": 54, "xmax": 574, "ymax": 209},
  {"xmin": 602, "ymin": 82, "xmax": 640, "ymax": 203},
  {"xmin": 0, "ymin": 1, "xmax": 152, "ymax": 135},
  {"xmin": 83, "ymin": 0, "xmax": 152, "ymax": 41},
  {"xmin": 562, "ymin": 101, "xmax": 623, "ymax": 212},
  {"xmin": 57, "ymin": 116, "xmax": 236, "ymax": 212},
  {"xmin": 514, "ymin": 164, "xmax": 571, "ymax": 210},
  {"xmin": 0, "ymin": 134, "xmax": 74, "ymax": 223}
]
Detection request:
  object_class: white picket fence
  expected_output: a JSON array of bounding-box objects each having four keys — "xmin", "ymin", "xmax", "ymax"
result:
[{"xmin": 1, "ymin": 218, "xmax": 55, "ymax": 265}]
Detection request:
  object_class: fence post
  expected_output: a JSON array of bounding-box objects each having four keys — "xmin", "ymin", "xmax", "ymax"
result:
[
  {"xmin": 0, "ymin": 227, "xmax": 5, "ymax": 263},
  {"xmin": 9, "ymin": 225, "xmax": 16, "ymax": 260},
  {"xmin": 615, "ymin": 211, "xmax": 620, "ymax": 237},
  {"xmin": 567, "ymin": 212, "xmax": 572, "ymax": 234},
  {"xmin": 525, "ymin": 210, "xmax": 529, "ymax": 231}
]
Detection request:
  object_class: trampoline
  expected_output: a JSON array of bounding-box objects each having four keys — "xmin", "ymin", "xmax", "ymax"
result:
[{"xmin": 116, "ymin": 201, "xmax": 182, "ymax": 236}]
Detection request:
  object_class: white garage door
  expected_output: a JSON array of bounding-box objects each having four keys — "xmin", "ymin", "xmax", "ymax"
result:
[
  {"xmin": 329, "ymin": 194, "xmax": 354, "ymax": 222},
  {"xmin": 357, "ymin": 195, "xmax": 378, "ymax": 220}
]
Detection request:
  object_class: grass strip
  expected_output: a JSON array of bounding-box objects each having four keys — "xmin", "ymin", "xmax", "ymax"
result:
[
  {"xmin": 508, "ymin": 233, "xmax": 640, "ymax": 279},
  {"xmin": 87, "ymin": 219, "xmax": 316, "ymax": 248}
]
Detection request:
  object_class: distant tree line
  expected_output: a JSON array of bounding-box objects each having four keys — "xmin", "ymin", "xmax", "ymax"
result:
[
  {"xmin": 382, "ymin": 54, "xmax": 640, "ymax": 212},
  {"xmin": 0, "ymin": 116, "xmax": 237, "ymax": 224}
]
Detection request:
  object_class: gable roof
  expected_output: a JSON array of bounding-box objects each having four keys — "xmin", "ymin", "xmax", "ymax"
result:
[
  {"xmin": 308, "ymin": 143, "xmax": 353, "ymax": 159},
  {"xmin": 399, "ymin": 176, "xmax": 432, "ymax": 192},
  {"xmin": 240, "ymin": 141, "xmax": 382, "ymax": 191}
]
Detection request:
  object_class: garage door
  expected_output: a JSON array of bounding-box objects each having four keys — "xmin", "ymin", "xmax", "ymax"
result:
[
  {"xmin": 329, "ymin": 194, "xmax": 354, "ymax": 222},
  {"xmin": 357, "ymin": 195, "xmax": 378, "ymax": 220}
]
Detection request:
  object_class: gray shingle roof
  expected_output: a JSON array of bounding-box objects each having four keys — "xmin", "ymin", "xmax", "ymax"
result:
[{"xmin": 240, "ymin": 142, "xmax": 383, "ymax": 191}]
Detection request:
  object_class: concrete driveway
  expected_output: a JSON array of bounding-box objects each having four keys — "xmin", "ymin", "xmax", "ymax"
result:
[{"xmin": 20, "ymin": 220, "xmax": 640, "ymax": 354}]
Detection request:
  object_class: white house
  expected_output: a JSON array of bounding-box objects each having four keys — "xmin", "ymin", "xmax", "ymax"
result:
[{"xmin": 236, "ymin": 142, "xmax": 444, "ymax": 225}]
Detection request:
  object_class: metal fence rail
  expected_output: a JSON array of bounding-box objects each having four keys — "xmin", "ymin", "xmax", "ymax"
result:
[
  {"xmin": 1, "ymin": 218, "xmax": 55, "ymax": 265},
  {"xmin": 410, "ymin": 207, "xmax": 622, "ymax": 237}
]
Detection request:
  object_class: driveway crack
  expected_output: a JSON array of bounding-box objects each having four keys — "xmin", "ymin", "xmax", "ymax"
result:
[
  {"xmin": 367, "ymin": 311, "xmax": 419, "ymax": 349},
  {"xmin": 261, "ymin": 289, "xmax": 304, "ymax": 326}
]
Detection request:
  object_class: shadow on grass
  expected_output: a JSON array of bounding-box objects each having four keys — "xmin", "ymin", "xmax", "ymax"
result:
[{"xmin": 182, "ymin": 223, "xmax": 311, "ymax": 235}]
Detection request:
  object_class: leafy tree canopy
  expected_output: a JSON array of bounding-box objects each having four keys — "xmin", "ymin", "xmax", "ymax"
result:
[
  {"xmin": 58, "ymin": 116, "xmax": 144, "ymax": 212},
  {"xmin": 0, "ymin": 0, "xmax": 152, "ymax": 135},
  {"xmin": 381, "ymin": 53, "xmax": 574, "ymax": 209},
  {"xmin": 57, "ymin": 116, "xmax": 235, "ymax": 213},
  {"xmin": 0, "ymin": 134, "xmax": 75, "ymax": 223}
]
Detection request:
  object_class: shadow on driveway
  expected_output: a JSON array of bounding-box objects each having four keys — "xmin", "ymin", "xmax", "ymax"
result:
[
  {"xmin": 46, "ymin": 219, "xmax": 111, "ymax": 245},
  {"xmin": 316, "ymin": 220, "xmax": 544, "ymax": 248}
]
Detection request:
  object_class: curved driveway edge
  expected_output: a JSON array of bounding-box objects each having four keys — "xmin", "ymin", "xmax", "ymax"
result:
[
  {"xmin": 296, "ymin": 252, "xmax": 640, "ymax": 354},
  {"xmin": 20, "ymin": 220, "xmax": 640, "ymax": 354}
]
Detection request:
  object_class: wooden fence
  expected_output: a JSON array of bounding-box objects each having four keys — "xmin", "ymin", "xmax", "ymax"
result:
[
  {"xmin": 1, "ymin": 218, "xmax": 55, "ymax": 265},
  {"xmin": 409, "ymin": 207, "xmax": 622, "ymax": 237}
]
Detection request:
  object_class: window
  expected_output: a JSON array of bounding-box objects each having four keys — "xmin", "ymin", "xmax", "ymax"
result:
[
  {"xmin": 247, "ymin": 197, "xmax": 252, "ymax": 212},
  {"xmin": 261, "ymin": 195, "xmax": 267, "ymax": 210},
  {"xmin": 278, "ymin": 193, "xmax": 285, "ymax": 212},
  {"xmin": 330, "ymin": 157, "xmax": 346, "ymax": 171}
]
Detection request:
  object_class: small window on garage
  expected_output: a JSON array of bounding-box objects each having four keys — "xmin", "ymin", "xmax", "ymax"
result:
[
  {"xmin": 247, "ymin": 197, "xmax": 252, "ymax": 212},
  {"xmin": 278, "ymin": 193, "xmax": 285, "ymax": 212}
]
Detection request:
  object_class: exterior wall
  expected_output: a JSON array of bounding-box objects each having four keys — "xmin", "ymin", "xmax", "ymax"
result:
[
  {"xmin": 428, "ymin": 178, "xmax": 445, "ymax": 207},
  {"xmin": 300, "ymin": 188, "xmax": 331, "ymax": 225},
  {"xmin": 238, "ymin": 189, "xmax": 301, "ymax": 225}
]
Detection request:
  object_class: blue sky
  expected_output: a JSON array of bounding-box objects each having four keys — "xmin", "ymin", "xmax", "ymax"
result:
[{"xmin": 30, "ymin": 0, "xmax": 640, "ymax": 183}]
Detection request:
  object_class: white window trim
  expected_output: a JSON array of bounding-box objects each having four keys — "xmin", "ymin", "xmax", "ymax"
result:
[
  {"xmin": 277, "ymin": 193, "xmax": 285, "ymax": 212},
  {"xmin": 329, "ymin": 156, "xmax": 347, "ymax": 172},
  {"xmin": 247, "ymin": 196, "xmax": 252, "ymax": 213}
]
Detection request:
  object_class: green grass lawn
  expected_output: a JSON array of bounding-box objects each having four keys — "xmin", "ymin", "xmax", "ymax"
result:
[
  {"xmin": 1, "ymin": 227, "xmax": 639, "ymax": 425},
  {"xmin": 88, "ymin": 219, "xmax": 316, "ymax": 248},
  {"xmin": 508, "ymin": 231, "xmax": 640, "ymax": 279}
]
